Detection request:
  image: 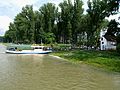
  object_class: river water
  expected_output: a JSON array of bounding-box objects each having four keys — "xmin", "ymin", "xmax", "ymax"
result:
[{"xmin": 0, "ymin": 44, "xmax": 120, "ymax": 90}]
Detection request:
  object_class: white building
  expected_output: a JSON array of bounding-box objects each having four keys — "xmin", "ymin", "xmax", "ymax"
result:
[{"xmin": 100, "ymin": 29, "xmax": 116, "ymax": 50}]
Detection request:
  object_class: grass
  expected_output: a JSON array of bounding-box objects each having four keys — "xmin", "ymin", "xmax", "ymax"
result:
[{"xmin": 51, "ymin": 50, "xmax": 120, "ymax": 72}]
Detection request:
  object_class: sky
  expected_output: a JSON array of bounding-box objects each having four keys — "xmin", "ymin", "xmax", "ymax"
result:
[{"xmin": 0, "ymin": 0, "xmax": 119, "ymax": 36}]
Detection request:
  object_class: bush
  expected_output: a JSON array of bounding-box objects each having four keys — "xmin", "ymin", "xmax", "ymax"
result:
[
  {"xmin": 53, "ymin": 44, "xmax": 72, "ymax": 51},
  {"xmin": 116, "ymin": 43, "xmax": 120, "ymax": 53}
]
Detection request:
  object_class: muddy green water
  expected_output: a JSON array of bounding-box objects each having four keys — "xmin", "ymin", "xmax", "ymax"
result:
[{"xmin": 0, "ymin": 44, "xmax": 120, "ymax": 90}]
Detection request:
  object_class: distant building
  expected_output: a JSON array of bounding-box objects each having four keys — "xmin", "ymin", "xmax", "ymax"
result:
[{"xmin": 100, "ymin": 29, "xmax": 116, "ymax": 50}]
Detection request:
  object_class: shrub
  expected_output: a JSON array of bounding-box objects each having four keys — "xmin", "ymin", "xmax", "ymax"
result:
[{"xmin": 116, "ymin": 43, "xmax": 120, "ymax": 53}]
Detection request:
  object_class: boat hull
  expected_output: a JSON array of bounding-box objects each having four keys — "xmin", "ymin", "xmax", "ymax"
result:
[{"xmin": 6, "ymin": 50, "xmax": 52, "ymax": 54}]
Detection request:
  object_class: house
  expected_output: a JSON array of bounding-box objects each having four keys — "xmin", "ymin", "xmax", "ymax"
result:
[{"xmin": 100, "ymin": 29, "xmax": 116, "ymax": 50}]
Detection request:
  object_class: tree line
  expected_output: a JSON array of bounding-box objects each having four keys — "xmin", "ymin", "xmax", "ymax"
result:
[{"xmin": 4, "ymin": 0, "xmax": 119, "ymax": 49}]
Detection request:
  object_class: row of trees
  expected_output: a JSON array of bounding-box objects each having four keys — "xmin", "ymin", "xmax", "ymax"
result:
[{"xmin": 4, "ymin": 0, "xmax": 119, "ymax": 48}]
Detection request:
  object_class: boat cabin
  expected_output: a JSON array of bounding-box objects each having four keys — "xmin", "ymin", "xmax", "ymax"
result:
[
  {"xmin": 6, "ymin": 45, "xmax": 52, "ymax": 54},
  {"xmin": 31, "ymin": 46, "xmax": 51, "ymax": 51},
  {"xmin": 7, "ymin": 47, "xmax": 17, "ymax": 51}
]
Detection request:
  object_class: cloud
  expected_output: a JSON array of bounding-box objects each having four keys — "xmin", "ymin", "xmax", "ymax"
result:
[
  {"xmin": 0, "ymin": 16, "xmax": 13, "ymax": 36},
  {"xmin": 0, "ymin": 0, "xmax": 35, "ymax": 19},
  {"xmin": 105, "ymin": 14, "xmax": 120, "ymax": 22},
  {"xmin": 48, "ymin": 0, "xmax": 62, "ymax": 6},
  {"xmin": 0, "ymin": 0, "xmax": 43, "ymax": 36},
  {"xmin": 12, "ymin": 0, "xmax": 35, "ymax": 7},
  {"xmin": 82, "ymin": 0, "xmax": 88, "ymax": 13},
  {"xmin": 0, "ymin": 0, "xmax": 39, "ymax": 8}
]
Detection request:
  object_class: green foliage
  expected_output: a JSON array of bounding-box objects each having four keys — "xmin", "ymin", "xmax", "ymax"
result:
[
  {"xmin": 4, "ymin": 0, "xmax": 120, "ymax": 49},
  {"xmin": 86, "ymin": 0, "xmax": 119, "ymax": 48},
  {"xmin": 116, "ymin": 43, "xmax": 120, "ymax": 53},
  {"xmin": 53, "ymin": 44, "xmax": 71, "ymax": 51},
  {"xmin": 44, "ymin": 33, "xmax": 55, "ymax": 44},
  {"xmin": 39, "ymin": 3, "xmax": 58, "ymax": 33},
  {"xmin": 72, "ymin": 0, "xmax": 84, "ymax": 44},
  {"xmin": 106, "ymin": 19, "xmax": 119, "ymax": 35},
  {"xmin": 58, "ymin": 0, "xmax": 74, "ymax": 43},
  {"xmin": 105, "ymin": 20, "xmax": 120, "ymax": 51}
]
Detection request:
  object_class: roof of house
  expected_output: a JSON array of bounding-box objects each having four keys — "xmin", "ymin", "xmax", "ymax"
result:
[{"xmin": 104, "ymin": 34, "xmax": 116, "ymax": 42}]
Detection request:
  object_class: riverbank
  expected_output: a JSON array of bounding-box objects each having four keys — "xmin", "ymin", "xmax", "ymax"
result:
[
  {"xmin": 51, "ymin": 50, "xmax": 120, "ymax": 72},
  {"xmin": 2, "ymin": 43, "xmax": 120, "ymax": 72}
]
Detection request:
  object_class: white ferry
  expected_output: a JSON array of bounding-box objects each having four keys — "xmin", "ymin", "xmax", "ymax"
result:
[{"xmin": 6, "ymin": 46, "xmax": 52, "ymax": 54}]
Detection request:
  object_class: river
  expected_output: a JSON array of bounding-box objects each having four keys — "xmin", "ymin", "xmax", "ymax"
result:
[{"xmin": 0, "ymin": 44, "xmax": 120, "ymax": 90}]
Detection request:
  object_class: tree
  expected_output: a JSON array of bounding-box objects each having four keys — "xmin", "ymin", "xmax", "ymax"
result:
[
  {"xmin": 104, "ymin": 19, "xmax": 120, "ymax": 52},
  {"xmin": 14, "ymin": 5, "xmax": 35, "ymax": 43},
  {"xmin": 72, "ymin": 0, "xmax": 83, "ymax": 44},
  {"xmin": 58, "ymin": 0, "xmax": 73, "ymax": 43},
  {"xmin": 86, "ymin": 0, "xmax": 119, "ymax": 48},
  {"xmin": 4, "ymin": 0, "xmax": 119, "ymax": 47},
  {"xmin": 34, "ymin": 11, "xmax": 44, "ymax": 44},
  {"xmin": 66, "ymin": 21, "xmax": 72, "ymax": 43},
  {"xmin": 39, "ymin": 3, "xmax": 58, "ymax": 44},
  {"xmin": 4, "ymin": 23, "xmax": 16, "ymax": 43},
  {"xmin": 39, "ymin": 3, "xmax": 58, "ymax": 33},
  {"xmin": 105, "ymin": 19, "xmax": 119, "ymax": 42},
  {"xmin": 44, "ymin": 32, "xmax": 55, "ymax": 44}
]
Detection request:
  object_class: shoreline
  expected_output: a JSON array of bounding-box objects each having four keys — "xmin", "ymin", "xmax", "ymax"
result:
[
  {"xmin": 50, "ymin": 50, "xmax": 120, "ymax": 73},
  {"xmin": 49, "ymin": 54, "xmax": 118, "ymax": 74},
  {"xmin": 1, "ymin": 43, "xmax": 120, "ymax": 73}
]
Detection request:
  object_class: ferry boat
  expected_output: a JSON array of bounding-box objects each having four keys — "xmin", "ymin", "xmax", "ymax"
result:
[{"xmin": 6, "ymin": 46, "xmax": 52, "ymax": 54}]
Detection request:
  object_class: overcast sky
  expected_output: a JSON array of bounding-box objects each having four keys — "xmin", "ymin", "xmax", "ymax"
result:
[{"xmin": 0, "ymin": 0, "xmax": 119, "ymax": 36}]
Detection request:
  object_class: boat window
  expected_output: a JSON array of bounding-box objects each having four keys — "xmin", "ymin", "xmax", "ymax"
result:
[
  {"xmin": 39, "ymin": 47, "xmax": 42, "ymax": 49},
  {"xmin": 34, "ymin": 47, "xmax": 38, "ymax": 49},
  {"xmin": 8, "ymin": 48, "xmax": 15, "ymax": 51},
  {"xmin": 101, "ymin": 38, "xmax": 103, "ymax": 40},
  {"xmin": 34, "ymin": 47, "xmax": 42, "ymax": 49}
]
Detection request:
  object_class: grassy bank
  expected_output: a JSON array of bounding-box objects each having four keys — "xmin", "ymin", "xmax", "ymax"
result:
[{"xmin": 51, "ymin": 50, "xmax": 120, "ymax": 72}]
